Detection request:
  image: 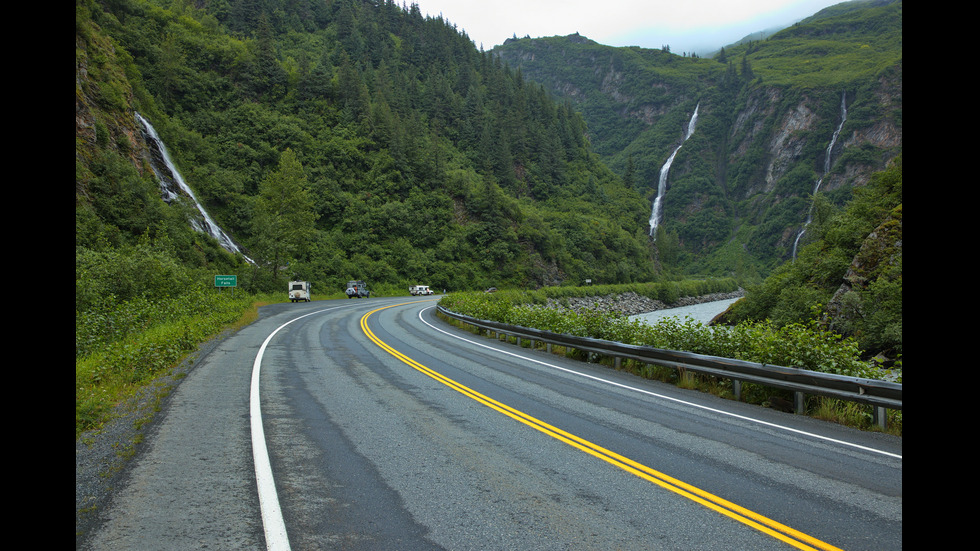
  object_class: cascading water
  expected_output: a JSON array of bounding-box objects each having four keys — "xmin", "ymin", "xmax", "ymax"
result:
[
  {"xmin": 792, "ymin": 93, "xmax": 847, "ymax": 260},
  {"xmin": 136, "ymin": 113, "xmax": 253, "ymax": 263},
  {"xmin": 649, "ymin": 103, "xmax": 699, "ymax": 238}
]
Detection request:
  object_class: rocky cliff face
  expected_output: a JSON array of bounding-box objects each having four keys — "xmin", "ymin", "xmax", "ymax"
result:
[
  {"xmin": 76, "ymin": 17, "xmax": 150, "ymax": 200},
  {"xmin": 825, "ymin": 203, "xmax": 902, "ymax": 340},
  {"xmin": 762, "ymin": 89, "xmax": 820, "ymax": 195}
]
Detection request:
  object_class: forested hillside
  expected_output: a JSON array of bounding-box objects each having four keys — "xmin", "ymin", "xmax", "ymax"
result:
[
  {"xmin": 493, "ymin": 0, "xmax": 901, "ymax": 276},
  {"xmin": 76, "ymin": 0, "xmax": 663, "ymax": 299}
]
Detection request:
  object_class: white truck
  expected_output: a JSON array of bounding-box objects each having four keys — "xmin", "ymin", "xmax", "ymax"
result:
[
  {"xmin": 288, "ymin": 281, "xmax": 312, "ymax": 302},
  {"xmin": 409, "ymin": 285, "xmax": 434, "ymax": 296}
]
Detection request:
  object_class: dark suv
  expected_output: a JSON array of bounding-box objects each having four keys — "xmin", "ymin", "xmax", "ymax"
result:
[{"xmin": 346, "ymin": 280, "xmax": 370, "ymax": 298}]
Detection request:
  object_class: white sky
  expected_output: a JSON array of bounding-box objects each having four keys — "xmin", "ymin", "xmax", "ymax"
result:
[{"xmin": 411, "ymin": 0, "xmax": 849, "ymax": 54}]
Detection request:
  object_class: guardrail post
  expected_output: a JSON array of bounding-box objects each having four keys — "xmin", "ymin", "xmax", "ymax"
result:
[
  {"xmin": 874, "ymin": 406, "xmax": 888, "ymax": 430},
  {"xmin": 794, "ymin": 391, "xmax": 805, "ymax": 414},
  {"xmin": 732, "ymin": 379, "xmax": 742, "ymax": 401}
]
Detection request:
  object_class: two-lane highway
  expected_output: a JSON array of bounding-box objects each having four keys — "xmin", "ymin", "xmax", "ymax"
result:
[{"xmin": 80, "ymin": 297, "xmax": 902, "ymax": 550}]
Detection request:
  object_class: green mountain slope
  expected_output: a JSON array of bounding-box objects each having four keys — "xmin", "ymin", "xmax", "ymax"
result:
[
  {"xmin": 76, "ymin": 0, "xmax": 662, "ymax": 297},
  {"xmin": 76, "ymin": 0, "xmax": 900, "ymax": 320},
  {"xmin": 493, "ymin": 0, "xmax": 901, "ymax": 275}
]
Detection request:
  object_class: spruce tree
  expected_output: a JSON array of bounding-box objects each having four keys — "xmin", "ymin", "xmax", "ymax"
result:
[{"xmin": 251, "ymin": 149, "xmax": 319, "ymax": 279}]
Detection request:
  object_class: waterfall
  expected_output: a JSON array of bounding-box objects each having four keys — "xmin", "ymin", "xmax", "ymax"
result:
[
  {"xmin": 136, "ymin": 113, "xmax": 253, "ymax": 263},
  {"xmin": 792, "ymin": 93, "xmax": 847, "ymax": 259},
  {"xmin": 649, "ymin": 103, "xmax": 699, "ymax": 238}
]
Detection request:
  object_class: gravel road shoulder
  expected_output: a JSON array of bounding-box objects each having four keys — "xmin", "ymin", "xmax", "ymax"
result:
[{"xmin": 75, "ymin": 328, "xmax": 234, "ymax": 547}]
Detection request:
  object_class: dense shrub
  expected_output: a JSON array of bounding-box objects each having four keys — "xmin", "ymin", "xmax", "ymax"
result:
[
  {"xmin": 75, "ymin": 236, "xmax": 256, "ymax": 437},
  {"xmin": 75, "ymin": 285, "xmax": 254, "ymax": 437},
  {"xmin": 440, "ymin": 288, "xmax": 874, "ymax": 379}
]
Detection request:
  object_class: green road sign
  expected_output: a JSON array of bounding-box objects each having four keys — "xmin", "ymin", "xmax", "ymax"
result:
[{"xmin": 215, "ymin": 275, "xmax": 238, "ymax": 287}]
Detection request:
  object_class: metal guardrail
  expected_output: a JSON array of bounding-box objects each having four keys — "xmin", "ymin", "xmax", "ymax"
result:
[{"xmin": 436, "ymin": 306, "xmax": 902, "ymax": 429}]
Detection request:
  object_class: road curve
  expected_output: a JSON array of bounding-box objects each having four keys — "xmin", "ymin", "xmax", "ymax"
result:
[{"xmin": 79, "ymin": 297, "xmax": 902, "ymax": 551}]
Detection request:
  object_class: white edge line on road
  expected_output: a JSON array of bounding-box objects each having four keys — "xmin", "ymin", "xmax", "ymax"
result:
[
  {"xmin": 417, "ymin": 306, "xmax": 901, "ymax": 460},
  {"xmin": 250, "ymin": 306, "xmax": 344, "ymax": 551}
]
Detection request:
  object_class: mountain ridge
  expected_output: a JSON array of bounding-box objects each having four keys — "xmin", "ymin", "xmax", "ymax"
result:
[{"xmin": 491, "ymin": 0, "xmax": 900, "ymax": 272}]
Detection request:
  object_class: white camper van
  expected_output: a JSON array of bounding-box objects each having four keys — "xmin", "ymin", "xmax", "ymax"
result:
[
  {"xmin": 409, "ymin": 285, "xmax": 434, "ymax": 296},
  {"xmin": 288, "ymin": 281, "xmax": 312, "ymax": 302}
]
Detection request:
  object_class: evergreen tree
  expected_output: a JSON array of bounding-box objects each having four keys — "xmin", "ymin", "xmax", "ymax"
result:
[
  {"xmin": 251, "ymin": 149, "xmax": 319, "ymax": 279},
  {"xmin": 254, "ymin": 13, "xmax": 288, "ymax": 101},
  {"xmin": 624, "ymin": 154, "xmax": 636, "ymax": 190}
]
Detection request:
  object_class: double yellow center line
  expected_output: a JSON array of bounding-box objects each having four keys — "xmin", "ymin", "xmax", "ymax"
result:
[{"xmin": 361, "ymin": 304, "xmax": 843, "ymax": 551}]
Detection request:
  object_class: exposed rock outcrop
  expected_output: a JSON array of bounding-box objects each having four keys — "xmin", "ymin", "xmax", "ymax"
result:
[{"xmin": 825, "ymin": 204, "xmax": 903, "ymax": 336}]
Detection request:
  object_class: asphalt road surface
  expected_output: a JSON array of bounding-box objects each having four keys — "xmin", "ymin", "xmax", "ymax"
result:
[{"xmin": 78, "ymin": 296, "xmax": 902, "ymax": 550}]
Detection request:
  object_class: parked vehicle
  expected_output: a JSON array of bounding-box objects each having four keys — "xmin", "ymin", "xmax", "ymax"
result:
[
  {"xmin": 409, "ymin": 285, "xmax": 434, "ymax": 296},
  {"xmin": 289, "ymin": 281, "xmax": 312, "ymax": 302},
  {"xmin": 346, "ymin": 280, "xmax": 370, "ymax": 298}
]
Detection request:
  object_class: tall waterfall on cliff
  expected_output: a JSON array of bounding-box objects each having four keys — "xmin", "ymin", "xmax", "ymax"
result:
[
  {"xmin": 136, "ymin": 113, "xmax": 252, "ymax": 263},
  {"xmin": 792, "ymin": 93, "xmax": 847, "ymax": 260},
  {"xmin": 649, "ymin": 103, "xmax": 699, "ymax": 238}
]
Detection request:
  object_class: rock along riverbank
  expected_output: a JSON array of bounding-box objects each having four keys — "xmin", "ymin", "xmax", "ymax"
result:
[{"xmin": 545, "ymin": 289, "xmax": 745, "ymax": 319}]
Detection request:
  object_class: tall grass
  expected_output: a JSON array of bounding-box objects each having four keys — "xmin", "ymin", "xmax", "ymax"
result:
[{"xmin": 75, "ymin": 286, "xmax": 267, "ymax": 438}]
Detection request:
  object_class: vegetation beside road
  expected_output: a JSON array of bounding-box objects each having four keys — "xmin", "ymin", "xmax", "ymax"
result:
[
  {"xmin": 76, "ymin": 270, "xmax": 899, "ymax": 440},
  {"xmin": 439, "ymin": 285, "xmax": 901, "ymax": 434}
]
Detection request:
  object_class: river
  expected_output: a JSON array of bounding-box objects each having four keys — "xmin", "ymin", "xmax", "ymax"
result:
[{"xmin": 629, "ymin": 297, "xmax": 739, "ymax": 326}]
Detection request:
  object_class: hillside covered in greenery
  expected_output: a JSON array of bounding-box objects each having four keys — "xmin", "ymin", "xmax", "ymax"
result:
[
  {"xmin": 493, "ymin": 0, "xmax": 901, "ymax": 276},
  {"xmin": 77, "ymin": 0, "xmax": 663, "ymax": 299},
  {"xmin": 722, "ymin": 156, "xmax": 902, "ymax": 360}
]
